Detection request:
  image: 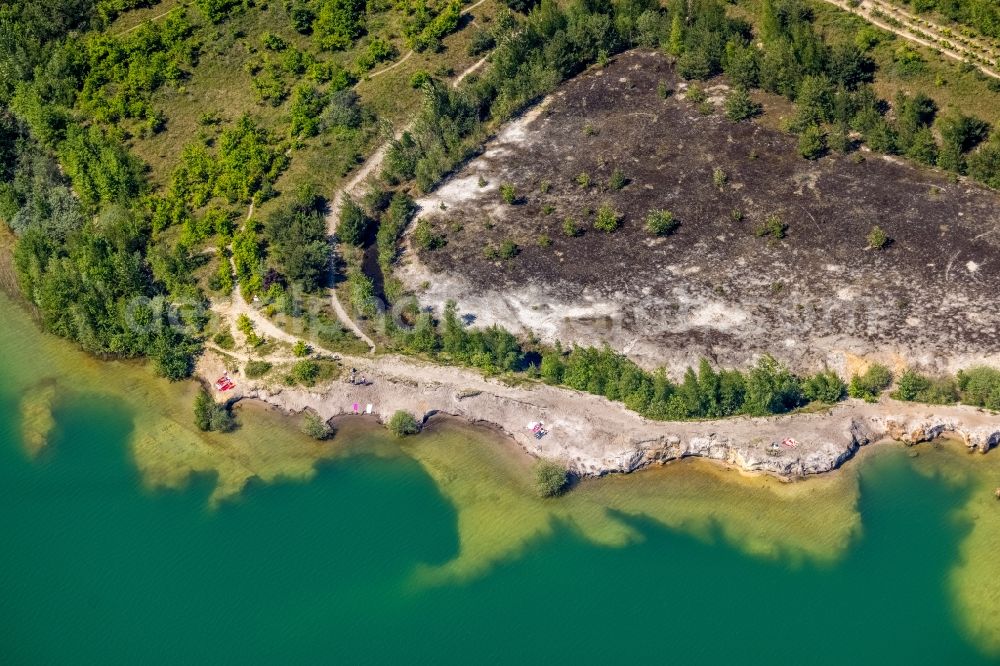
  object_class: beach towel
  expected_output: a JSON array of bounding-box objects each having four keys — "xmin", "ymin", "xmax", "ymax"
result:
[
  {"xmin": 352, "ymin": 403, "xmax": 359, "ymax": 414},
  {"xmin": 365, "ymin": 404, "xmax": 373, "ymax": 414}
]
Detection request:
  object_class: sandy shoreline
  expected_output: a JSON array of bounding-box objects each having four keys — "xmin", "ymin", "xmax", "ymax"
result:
[{"xmin": 199, "ymin": 349, "xmax": 1000, "ymax": 480}]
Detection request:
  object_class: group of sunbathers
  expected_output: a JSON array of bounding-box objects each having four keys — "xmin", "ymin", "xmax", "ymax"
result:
[{"xmin": 348, "ymin": 368, "xmax": 370, "ymax": 386}]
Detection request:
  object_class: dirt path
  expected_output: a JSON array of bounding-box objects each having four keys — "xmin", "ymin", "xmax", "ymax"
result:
[
  {"xmin": 820, "ymin": 0, "xmax": 1000, "ymax": 79},
  {"xmin": 367, "ymin": 50, "xmax": 414, "ymax": 80},
  {"xmin": 210, "ymin": 0, "xmax": 495, "ymax": 355},
  {"xmin": 323, "ymin": 43, "xmax": 495, "ymax": 353},
  {"xmin": 114, "ymin": 1, "xmax": 179, "ymax": 35},
  {"xmin": 454, "ymin": 54, "xmax": 490, "ymax": 86},
  {"xmin": 357, "ymin": 0, "xmax": 491, "ymax": 81}
]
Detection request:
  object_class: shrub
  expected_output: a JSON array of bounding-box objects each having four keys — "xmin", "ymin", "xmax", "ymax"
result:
[
  {"xmin": 802, "ymin": 369, "xmax": 846, "ymax": 403},
  {"xmin": 468, "ymin": 28, "xmax": 495, "ymax": 56},
  {"xmin": 867, "ymin": 225, "xmax": 890, "ymax": 250},
  {"xmin": 499, "ymin": 182, "xmax": 517, "ymax": 204},
  {"xmin": 338, "ymin": 196, "xmax": 370, "ymax": 246},
  {"xmin": 645, "ymin": 209, "xmax": 679, "ymax": 236},
  {"xmin": 194, "ymin": 389, "xmax": 235, "ymax": 433},
  {"xmin": 291, "ymin": 359, "xmax": 321, "ymax": 386},
  {"xmin": 213, "ymin": 331, "xmax": 235, "ymax": 350},
  {"xmin": 387, "ymin": 410, "xmax": 421, "ymax": 436},
  {"xmin": 712, "ymin": 167, "xmax": 727, "ymax": 188},
  {"xmin": 498, "ymin": 239, "xmax": 519, "ymax": 259},
  {"xmin": 410, "ymin": 71, "xmax": 431, "ymax": 88},
  {"xmin": 798, "ymin": 125, "xmax": 827, "ymax": 160},
  {"xmin": 236, "ymin": 313, "xmax": 254, "ymax": 336},
  {"xmin": 562, "ymin": 218, "xmax": 582, "ymax": 237},
  {"xmin": 608, "ymin": 168, "xmax": 626, "ymax": 190},
  {"xmin": 293, "ymin": 340, "xmax": 311, "ymax": 357},
  {"xmin": 301, "ymin": 409, "xmax": 334, "ymax": 440},
  {"xmin": 414, "ymin": 219, "xmax": 445, "ymax": 250},
  {"xmin": 245, "ymin": 360, "xmax": 273, "ymax": 378},
  {"xmin": 575, "ymin": 172, "xmax": 591, "ymax": 188},
  {"xmin": 355, "ymin": 37, "xmax": 398, "ymax": 71},
  {"xmin": 533, "ymin": 460, "xmax": 568, "ymax": 497},
  {"xmin": 892, "ymin": 369, "xmax": 958, "ymax": 404},
  {"xmin": 260, "ymin": 32, "xmax": 288, "ymax": 51},
  {"xmin": 755, "ymin": 214, "xmax": 786, "ymax": 240},
  {"xmin": 957, "ymin": 367, "xmax": 1000, "ymax": 410},
  {"xmin": 725, "ymin": 87, "xmax": 761, "ymax": 121},
  {"xmin": 848, "ymin": 364, "xmax": 893, "ymax": 402},
  {"xmin": 537, "ymin": 234, "xmax": 552, "ymax": 247},
  {"xmin": 593, "ymin": 203, "xmax": 622, "ymax": 233},
  {"xmin": 685, "ymin": 83, "xmax": 707, "ymax": 103}
]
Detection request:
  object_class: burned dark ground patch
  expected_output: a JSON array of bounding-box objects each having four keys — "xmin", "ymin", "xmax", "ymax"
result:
[{"xmin": 400, "ymin": 49, "xmax": 1000, "ymax": 375}]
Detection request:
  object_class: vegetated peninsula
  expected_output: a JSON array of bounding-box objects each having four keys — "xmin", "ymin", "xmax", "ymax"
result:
[{"xmin": 3, "ymin": 0, "xmax": 1000, "ymax": 480}]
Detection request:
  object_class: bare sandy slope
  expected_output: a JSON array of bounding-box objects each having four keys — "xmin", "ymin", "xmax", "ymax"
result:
[{"xmin": 398, "ymin": 50, "xmax": 1000, "ymax": 379}]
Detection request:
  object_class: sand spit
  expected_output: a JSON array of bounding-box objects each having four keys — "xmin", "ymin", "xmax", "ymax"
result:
[{"xmin": 207, "ymin": 351, "xmax": 1000, "ymax": 479}]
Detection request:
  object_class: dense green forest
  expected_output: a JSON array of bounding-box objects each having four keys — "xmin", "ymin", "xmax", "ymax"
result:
[{"xmin": 0, "ymin": 0, "xmax": 467, "ymax": 375}]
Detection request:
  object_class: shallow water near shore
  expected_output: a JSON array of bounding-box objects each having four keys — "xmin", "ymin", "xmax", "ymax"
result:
[{"xmin": 2, "ymin": 293, "xmax": 1000, "ymax": 663}]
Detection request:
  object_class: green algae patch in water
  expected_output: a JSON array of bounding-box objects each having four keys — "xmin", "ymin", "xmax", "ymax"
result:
[
  {"xmin": 400, "ymin": 418, "xmax": 862, "ymax": 585},
  {"xmin": 129, "ymin": 400, "xmax": 342, "ymax": 507},
  {"xmin": 0, "ymin": 294, "xmax": 346, "ymax": 506},
  {"xmin": 17, "ymin": 381, "xmax": 58, "ymax": 458},
  {"xmin": 902, "ymin": 440, "xmax": 1000, "ymax": 657}
]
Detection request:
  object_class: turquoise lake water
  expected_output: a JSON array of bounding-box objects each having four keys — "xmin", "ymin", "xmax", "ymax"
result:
[{"xmin": 2, "ymin": 296, "xmax": 1000, "ymax": 664}]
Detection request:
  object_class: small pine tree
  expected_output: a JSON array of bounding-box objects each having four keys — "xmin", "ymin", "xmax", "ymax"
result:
[
  {"xmin": 593, "ymin": 203, "xmax": 622, "ymax": 233},
  {"xmin": 608, "ymin": 168, "xmax": 627, "ymax": 190},
  {"xmin": 338, "ymin": 196, "xmax": 369, "ymax": 246},
  {"xmin": 562, "ymin": 218, "xmax": 582, "ymax": 237},
  {"xmin": 724, "ymin": 87, "xmax": 761, "ymax": 122},
  {"xmin": 668, "ymin": 12, "xmax": 685, "ymax": 56},
  {"xmin": 712, "ymin": 167, "xmax": 728, "ymax": 188},
  {"xmin": 645, "ymin": 209, "xmax": 679, "ymax": 236},
  {"xmin": 533, "ymin": 460, "xmax": 569, "ymax": 497},
  {"xmin": 388, "ymin": 410, "xmax": 420, "ymax": 436},
  {"xmin": 301, "ymin": 409, "xmax": 334, "ymax": 440},
  {"xmin": 867, "ymin": 225, "xmax": 890, "ymax": 250},
  {"xmin": 499, "ymin": 183, "xmax": 517, "ymax": 204},
  {"xmin": 755, "ymin": 214, "xmax": 787, "ymax": 240},
  {"xmin": 798, "ymin": 124, "xmax": 827, "ymax": 160}
]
